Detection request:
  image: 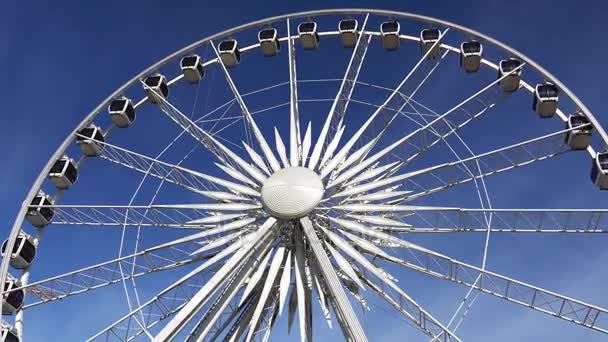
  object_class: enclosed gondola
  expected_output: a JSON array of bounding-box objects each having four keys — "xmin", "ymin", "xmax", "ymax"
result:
[
  {"xmin": 565, "ymin": 114, "xmax": 592, "ymax": 150},
  {"xmin": 2, "ymin": 233, "xmax": 36, "ymax": 269},
  {"xmin": 1, "ymin": 324, "xmax": 19, "ymax": 342},
  {"xmin": 298, "ymin": 21, "xmax": 319, "ymax": 50},
  {"xmin": 108, "ymin": 96, "xmax": 136, "ymax": 128},
  {"xmin": 338, "ymin": 19, "xmax": 358, "ymax": 48},
  {"xmin": 498, "ymin": 58, "xmax": 523, "ymax": 92},
  {"xmin": 180, "ymin": 54, "xmax": 205, "ymax": 83},
  {"xmin": 218, "ymin": 39, "xmax": 241, "ymax": 67},
  {"xmin": 258, "ymin": 28, "xmax": 280, "ymax": 56},
  {"xmin": 48, "ymin": 155, "xmax": 78, "ymax": 189},
  {"xmin": 460, "ymin": 40, "xmax": 482, "ymax": 73},
  {"xmin": 3, "ymin": 274, "xmax": 24, "ymax": 314},
  {"xmin": 26, "ymin": 192, "xmax": 54, "ymax": 227},
  {"xmin": 533, "ymin": 83, "xmax": 559, "ymax": 118},
  {"xmin": 76, "ymin": 124, "xmax": 105, "ymax": 156},
  {"xmin": 592, "ymin": 152, "xmax": 608, "ymax": 190},
  {"xmin": 380, "ymin": 21, "xmax": 400, "ymax": 51},
  {"xmin": 420, "ymin": 28, "xmax": 441, "ymax": 59},
  {"xmin": 143, "ymin": 74, "xmax": 169, "ymax": 103}
]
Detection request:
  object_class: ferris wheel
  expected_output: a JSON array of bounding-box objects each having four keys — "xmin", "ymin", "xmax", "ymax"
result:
[{"xmin": 2, "ymin": 8, "xmax": 608, "ymax": 341}]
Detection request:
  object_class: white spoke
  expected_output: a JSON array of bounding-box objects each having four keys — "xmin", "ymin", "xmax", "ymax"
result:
[
  {"xmin": 301, "ymin": 122, "xmax": 312, "ymax": 165},
  {"xmin": 154, "ymin": 218, "xmax": 277, "ymax": 341},
  {"xmin": 215, "ymin": 162, "xmax": 258, "ymax": 188},
  {"xmin": 275, "ymin": 127, "xmax": 290, "ymax": 168},
  {"xmin": 320, "ymin": 28, "xmax": 450, "ymax": 180},
  {"xmin": 210, "ymin": 41, "xmax": 282, "ymax": 172},
  {"xmin": 309, "ymin": 14, "xmax": 371, "ymax": 170},
  {"xmin": 287, "ymin": 19, "xmax": 302, "ymax": 166},
  {"xmin": 278, "ymin": 250, "xmax": 292, "ymax": 315},
  {"xmin": 333, "ymin": 127, "xmax": 576, "ymax": 200},
  {"xmin": 301, "ymin": 217, "xmax": 368, "ymax": 341},
  {"xmin": 243, "ymin": 142, "xmax": 271, "ymax": 175}
]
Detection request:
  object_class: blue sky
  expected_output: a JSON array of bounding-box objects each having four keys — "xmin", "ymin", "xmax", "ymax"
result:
[{"xmin": 1, "ymin": 0, "xmax": 608, "ymax": 341}]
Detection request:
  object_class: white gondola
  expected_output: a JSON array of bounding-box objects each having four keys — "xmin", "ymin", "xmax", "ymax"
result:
[
  {"xmin": 108, "ymin": 96, "xmax": 135, "ymax": 128},
  {"xmin": 565, "ymin": 114, "xmax": 592, "ymax": 150},
  {"xmin": 380, "ymin": 21, "xmax": 400, "ymax": 51},
  {"xmin": 143, "ymin": 74, "xmax": 169, "ymax": 103},
  {"xmin": 298, "ymin": 21, "xmax": 319, "ymax": 50},
  {"xmin": 1, "ymin": 232, "xmax": 36, "ymax": 269},
  {"xmin": 26, "ymin": 191, "xmax": 54, "ymax": 227},
  {"xmin": 76, "ymin": 124, "xmax": 105, "ymax": 157},
  {"xmin": 258, "ymin": 28, "xmax": 280, "ymax": 56},
  {"xmin": 592, "ymin": 152, "xmax": 608, "ymax": 190},
  {"xmin": 218, "ymin": 39, "xmax": 241, "ymax": 67},
  {"xmin": 180, "ymin": 54, "xmax": 205, "ymax": 83},
  {"xmin": 339, "ymin": 19, "xmax": 358, "ymax": 48},
  {"xmin": 533, "ymin": 83, "xmax": 559, "ymax": 118},
  {"xmin": 498, "ymin": 58, "xmax": 523, "ymax": 92},
  {"xmin": 1, "ymin": 324, "xmax": 19, "ymax": 342},
  {"xmin": 3, "ymin": 274, "xmax": 24, "ymax": 314},
  {"xmin": 48, "ymin": 155, "xmax": 78, "ymax": 189},
  {"xmin": 460, "ymin": 40, "xmax": 482, "ymax": 73},
  {"xmin": 420, "ymin": 28, "xmax": 441, "ymax": 59}
]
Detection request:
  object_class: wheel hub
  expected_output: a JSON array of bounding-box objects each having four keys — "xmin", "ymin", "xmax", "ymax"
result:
[{"xmin": 261, "ymin": 167, "xmax": 324, "ymax": 219}]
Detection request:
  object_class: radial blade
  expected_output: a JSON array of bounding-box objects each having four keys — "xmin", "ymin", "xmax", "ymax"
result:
[
  {"xmin": 191, "ymin": 230, "xmax": 248, "ymax": 255},
  {"xmin": 319, "ymin": 125, "xmax": 345, "ymax": 170},
  {"xmin": 301, "ymin": 122, "xmax": 312, "ymax": 166},
  {"xmin": 301, "ymin": 217, "xmax": 368, "ymax": 341},
  {"xmin": 156, "ymin": 203, "xmax": 261, "ymax": 211},
  {"xmin": 336, "ymin": 137, "xmax": 380, "ymax": 175},
  {"xmin": 243, "ymin": 142, "xmax": 271, "ymax": 175},
  {"xmin": 210, "ymin": 40, "xmax": 282, "ymax": 172},
  {"xmin": 321, "ymin": 29, "xmax": 450, "ymax": 180},
  {"xmin": 205, "ymin": 133, "xmax": 268, "ymax": 184},
  {"xmin": 333, "ymin": 127, "xmax": 576, "ymax": 199},
  {"xmin": 153, "ymin": 217, "xmax": 277, "ymax": 341},
  {"xmin": 215, "ymin": 162, "xmax": 258, "ymax": 188},
  {"xmin": 88, "ymin": 239, "xmax": 243, "ymax": 341},
  {"xmin": 245, "ymin": 246, "xmax": 287, "ymax": 341},
  {"xmin": 328, "ymin": 56, "xmax": 519, "ymax": 189},
  {"xmin": 187, "ymin": 213, "xmax": 246, "ymax": 225},
  {"xmin": 345, "ymin": 190, "xmax": 412, "ymax": 203},
  {"xmin": 240, "ymin": 248, "xmax": 274, "ymax": 306},
  {"xmin": 275, "ymin": 127, "xmax": 290, "ymax": 168},
  {"xmin": 318, "ymin": 224, "xmax": 459, "ymax": 341},
  {"xmin": 325, "ymin": 244, "xmax": 365, "ymax": 290},
  {"xmin": 345, "ymin": 214, "xmax": 411, "ymax": 228},
  {"xmin": 279, "ymin": 250, "xmax": 293, "ymax": 315},
  {"xmin": 309, "ymin": 14, "xmax": 371, "ymax": 170},
  {"xmin": 293, "ymin": 228, "xmax": 311, "ymax": 342},
  {"xmin": 96, "ymin": 138, "xmax": 259, "ymax": 197},
  {"xmin": 308, "ymin": 260, "xmax": 333, "ymax": 329},
  {"xmin": 343, "ymin": 162, "xmax": 400, "ymax": 187},
  {"xmin": 287, "ymin": 19, "xmax": 302, "ymax": 166}
]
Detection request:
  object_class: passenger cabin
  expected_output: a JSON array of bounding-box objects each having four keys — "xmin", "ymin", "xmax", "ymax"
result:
[
  {"xmin": 48, "ymin": 156, "xmax": 78, "ymax": 189},
  {"xmin": 339, "ymin": 19, "xmax": 358, "ymax": 48},
  {"xmin": 108, "ymin": 96, "xmax": 135, "ymax": 128},
  {"xmin": 298, "ymin": 21, "xmax": 319, "ymax": 50},
  {"xmin": 180, "ymin": 54, "xmax": 205, "ymax": 83},
  {"xmin": 460, "ymin": 41, "xmax": 482, "ymax": 73},
  {"xmin": 533, "ymin": 83, "xmax": 559, "ymax": 118},
  {"xmin": 565, "ymin": 114, "xmax": 592, "ymax": 150},
  {"xmin": 3, "ymin": 274, "xmax": 24, "ymax": 313},
  {"xmin": 498, "ymin": 58, "xmax": 523, "ymax": 92},
  {"xmin": 218, "ymin": 40, "xmax": 241, "ymax": 67},
  {"xmin": 26, "ymin": 192, "xmax": 54, "ymax": 227},
  {"xmin": 592, "ymin": 152, "xmax": 608, "ymax": 190},
  {"xmin": 1, "ymin": 325, "xmax": 19, "ymax": 342},
  {"xmin": 420, "ymin": 29, "xmax": 441, "ymax": 59},
  {"xmin": 258, "ymin": 28, "xmax": 280, "ymax": 56},
  {"xmin": 143, "ymin": 74, "xmax": 169, "ymax": 103},
  {"xmin": 76, "ymin": 124, "xmax": 104, "ymax": 157},
  {"xmin": 2, "ymin": 233, "xmax": 36, "ymax": 269},
  {"xmin": 380, "ymin": 21, "xmax": 400, "ymax": 51}
]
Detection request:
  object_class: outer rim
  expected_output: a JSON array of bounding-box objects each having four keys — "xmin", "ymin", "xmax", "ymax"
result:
[{"xmin": 2, "ymin": 8, "xmax": 606, "ymax": 321}]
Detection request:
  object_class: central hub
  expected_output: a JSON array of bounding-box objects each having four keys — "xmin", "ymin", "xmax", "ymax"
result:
[{"xmin": 261, "ymin": 167, "xmax": 324, "ymax": 219}]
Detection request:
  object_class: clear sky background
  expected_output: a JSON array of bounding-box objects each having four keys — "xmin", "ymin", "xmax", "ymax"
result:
[{"xmin": 1, "ymin": 1, "xmax": 608, "ymax": 341}]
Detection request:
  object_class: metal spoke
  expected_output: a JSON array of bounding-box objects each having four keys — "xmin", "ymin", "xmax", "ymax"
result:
[
  {"xmin": 309, "ymin": 14, "xmax": 371, "ymax": 170},
  {"xmin": 333, "ymin": 126, "xmax": 577, "ymax": 200},
  {"xmin": 287, "ymin": 19, "xmax": 302, "ymax": 166},
  {"xmin": 96, "ymin": 137, "xmax": 259, "ymax": 198}
]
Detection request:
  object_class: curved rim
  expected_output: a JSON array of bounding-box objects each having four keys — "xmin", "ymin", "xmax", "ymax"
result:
[{"xmin": 2, "ymin": 7, "xmax": 606, "ymax": 321}]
